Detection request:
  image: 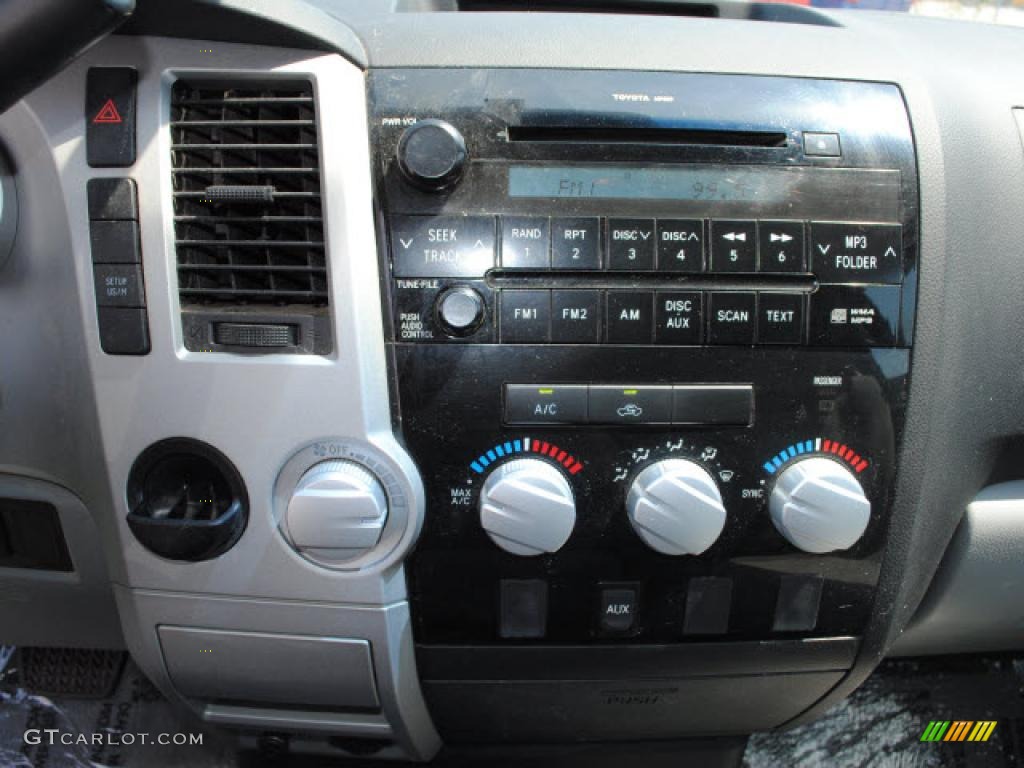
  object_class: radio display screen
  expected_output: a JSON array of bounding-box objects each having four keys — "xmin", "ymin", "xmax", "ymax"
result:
[{"xmin": 508, "ymin": 165, "xmax": 889, "ymax": 204}]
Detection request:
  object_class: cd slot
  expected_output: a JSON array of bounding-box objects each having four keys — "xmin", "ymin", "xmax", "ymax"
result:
[
  {"xmin": 506, "ymin": 125, "xmax": 788, "ymax": 148},
  {"xmin": 487, "ymin": 271, "xmax": 816, "ymax": 291}
]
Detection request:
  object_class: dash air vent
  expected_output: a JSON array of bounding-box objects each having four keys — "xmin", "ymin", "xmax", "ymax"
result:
[{"xmin": 170, "ymin": 80, "xmax": 331, "ymax": 354}]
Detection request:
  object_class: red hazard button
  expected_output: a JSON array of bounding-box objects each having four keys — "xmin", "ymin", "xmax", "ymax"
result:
[
  {"xmin": 92, "ymin": 99, "xmax": 122, "ymax": 125},
  {"xmin": 86, "ymin": 67, "xmax": 136, "ymax": 167}
]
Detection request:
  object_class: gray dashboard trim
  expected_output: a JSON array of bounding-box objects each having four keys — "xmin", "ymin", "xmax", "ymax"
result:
[{"xmin": 892, "ymin": 481, "xmax": 1024, "ymax": 657}]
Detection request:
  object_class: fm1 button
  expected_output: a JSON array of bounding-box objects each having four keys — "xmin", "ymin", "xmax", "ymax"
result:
[
  {"xmin": 598, "ymin": 586, "xmax": 638, "ymax": 635},
  {"xmin": 505, "ymin": 384, "xmax": 588, "ymax": 425},
  {"xmin": 500, "ymin": 290, "xmax": 551, "ymax": 343},
  {"xmin": 655, "ymin": 292, "xmax": 703, "ymax": 345},
  {"xmin": 436, "ymin": 286, "xmax": 485, "ymax": 336}
]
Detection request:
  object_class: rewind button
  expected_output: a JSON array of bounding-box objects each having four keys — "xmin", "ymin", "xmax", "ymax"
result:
[{"xmin": 710, "ymin": 220, "xmax": 757, "ymax": 273}]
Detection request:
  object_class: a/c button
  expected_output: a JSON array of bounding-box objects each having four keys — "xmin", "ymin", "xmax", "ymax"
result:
[{"xmin": 505, "ymin": 384, "xmax": 588, "ymax": 425}]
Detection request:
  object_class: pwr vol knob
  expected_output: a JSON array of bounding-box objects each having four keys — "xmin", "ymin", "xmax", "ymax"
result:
[{"xmin": 479, "ymin": 459, "xmax": 576, "ymax": 556}]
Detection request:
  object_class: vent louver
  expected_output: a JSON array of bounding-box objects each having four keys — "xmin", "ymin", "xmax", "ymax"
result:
[{"xmin": 170, "ymin": 80, "xmax": 331, "ymax": 354}]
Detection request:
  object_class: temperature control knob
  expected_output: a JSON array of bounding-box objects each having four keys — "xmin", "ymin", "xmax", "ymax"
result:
[
  {"xmin": 396, "ymin": 119, "xmax": 467, "ymax": 191},
  {"xmin": 479, "ymin": 459, "xmax": 576, "ymax": 556},
  {"xmin": 769, "ymin": 457, "xmax": 870, "ymax": 553},
  {"xmin": 626, "ymin": 459, "xmax": 727, "ymax": 556},
  {"xmin": 284, "ymin": 460, "xmax": 388, "ymax": 562}
]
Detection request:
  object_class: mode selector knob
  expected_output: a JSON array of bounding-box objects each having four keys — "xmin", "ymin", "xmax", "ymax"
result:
[
  {"xmin": 284, "ymin": 460, "xmax": 388, "ymax": 563},
  {"xmin": 397, "ymin": 119, "xmax": 467, "ymax": 191},
  {"xmin": 626, "ymin": 459, "xmax": 727, "ymax": 556},
  {"xmin": 769, "ymin": 457, "xmax": 870, "ymax": 553},
  {"xmin": 479, "ymin": 459, "xmax": 576, "ymax": 556}
]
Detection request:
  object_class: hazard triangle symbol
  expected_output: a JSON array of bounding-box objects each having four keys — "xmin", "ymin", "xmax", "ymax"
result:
[{"xmin": 92, "ymin": 99, "xmax": 122, "ymax": 125}]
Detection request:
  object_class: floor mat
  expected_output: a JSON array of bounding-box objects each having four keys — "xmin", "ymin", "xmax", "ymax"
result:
[
  {"xmin": 1, "ymin": 648, "xmax": 1021, "ymax": 767},
  {"xmin": 0, "ymin": 647, "xmax": 237, "ymax": 768},
  {"xmin": 745, "ymin": 656, "xmax": 1024, "ymax": 768}
]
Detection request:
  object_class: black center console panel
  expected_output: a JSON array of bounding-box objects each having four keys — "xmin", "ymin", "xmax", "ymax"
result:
[{"xmin": 369, "ymin": 69, "xmax": 917, "ymax": 742}]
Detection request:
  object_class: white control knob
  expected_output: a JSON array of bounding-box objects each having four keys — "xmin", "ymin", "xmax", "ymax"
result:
[
  {"xmin": 479, "ymin": 459, "xmax": 576, "ymax": 556},
  {"xmin": 769, "ymin": 457, "xmax": 870, "ymax": 553},
  {"xmin": 626, "ymin": 459, "xmax": 727, "ymax": 556},
  {"xmin": 284, "ymin": 460, "xmax": 388, "ymax": 562}
]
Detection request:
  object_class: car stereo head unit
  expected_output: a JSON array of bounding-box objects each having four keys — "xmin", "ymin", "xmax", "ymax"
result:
[{"xmin": 368, "ymin": 68, "xmax": 917, "ymax": 742}]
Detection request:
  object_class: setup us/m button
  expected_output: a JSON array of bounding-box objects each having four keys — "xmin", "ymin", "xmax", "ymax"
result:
[{"xmin": 505, "ymin": 384, "xmax": 588, "ymax": 425}]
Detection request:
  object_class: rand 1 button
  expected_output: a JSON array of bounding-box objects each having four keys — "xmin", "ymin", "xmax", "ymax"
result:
[
  {"xmin": 656, "ymin": 219, "xmax": 705, "ymax": 272},
  {"xmin": 707, "ymin": 292, "xmax": 756, "ymax": 345},
  {"xmin": 551, "ymin": 217, "xmax": 600, "ymax": 269},
  {"xmin": 588, "ymin": 385, "xmax": 672, "ymax": 425},
  {"xmin": 810, "ymin": 222, "xmax": 902, "ymax": 284},
  {"xmin": 391, "ymin": 215, "xmax": 496, "ymax": 277},
  {"xmin": 758, "ymin": 293, "xmax": 805, "ymax": 345},
  {"xmin": 758, "ymin": 220, "xmax": 806, "ymax": 273},
  {"xmin": 501, "ymin": 216, "xmax": 550, "ymax": 269},
  {"xmin": 505, "ymin": 384, "xmax": 588, "ymax": 425},
  {"xmin": 607, "ymin": 218, "xmax": 655, "ymax": 270},
  {"xmin": 551, "ymin": 290, "xmax": 601, "ymax": 344},
  {"xmin": 810, "ymin": 285, "xmax": 900, "ymax": 347},
  {"xmin": 500, "ymin": 290, "xmax": 551, "ymax": 343},
  {"xmin": 606, "ymin": 291, "xmax": 654, "ymax": 344},
  {"xmin": 672, "ymin": 385, "xmax": 753, "ymax": 426},
  {"xmin": 710, "ymin": 220, "xmax": 757, "ymax": 273},
  {"xmin": 655, "ymin": 291, "xmax": 703, "ymax": 345}
]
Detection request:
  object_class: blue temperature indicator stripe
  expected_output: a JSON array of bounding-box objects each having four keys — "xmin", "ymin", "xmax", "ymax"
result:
[
  {"xmin": 804, "ymin": 440, "xmax": 814, "ymax": 453},
  {"xmin": 796, "ymin": 443, "xmax": 806, "ymax": 455},
  {"xmin": 513, "ymin": 440, "xmax": 522, "ymax": 452},
  {"xmin": 471, "ymin": 461, "xmax": 483, "ymax": 474},
  {"xmin": 764, "ymin": 462, "xmax": 776, "ymax": 474},
  {"xmin": 773, "ymin": 456, "xmax": 783, "ymax": 469},
  {"xmin": 495, "ymin": 445, "xmax": 505, "ymax": 458},
  {"xmin": 486, "ymin": 450, "xmax": 497, "ymax": 462},
  {"xmin": 787, "ymin": 446, "xmax": 797, "ymax": 459},
  {"xmin": 504, "ymin": 442, "xmax": 514, "ymax": 454}
]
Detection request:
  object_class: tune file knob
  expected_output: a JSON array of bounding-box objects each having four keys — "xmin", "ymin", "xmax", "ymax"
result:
[
  {"xmin": 478, "ymin": 459, "xmax": 576, "ymax": 556},
  {"xmin": 625, "ymin": 459, "xmax": 727, "ymax": 556},
  {"xmin": 769, "ymin": 457, "xmax": 870, "ymax": 553},
  {"xmin": 284, "ymin": 460, "xmax": 389, "ymax": 561}
]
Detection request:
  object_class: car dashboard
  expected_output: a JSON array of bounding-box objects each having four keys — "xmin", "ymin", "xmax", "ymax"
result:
[{"xmin": 0, "ymin": 0, "xmax": 1023, "ymax": 763}]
